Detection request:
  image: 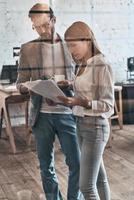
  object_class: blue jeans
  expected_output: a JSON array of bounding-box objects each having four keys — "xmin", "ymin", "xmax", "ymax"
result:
[
  {"xmin": 77, "ymin": 116, "xmax": 110, "ymax": 200},
  {"xmin": 32, "ymin": 113, "xmax": 80, "ymax": 200}
]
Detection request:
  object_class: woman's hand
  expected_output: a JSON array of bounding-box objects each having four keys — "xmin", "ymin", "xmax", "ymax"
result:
[
  {"xmin": 58, "ymin": 96, "xmax": 91, "ymax": 108},
  {"xmin": 57, "ymin": 96, "xmax": 81, "ymax": 106},
  {"xmin": 45, "ymin": 98, "xmax": 58, "ymax": 106}
]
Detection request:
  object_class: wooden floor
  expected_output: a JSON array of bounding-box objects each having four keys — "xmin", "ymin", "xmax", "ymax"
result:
[{"xmin": 0, "ymin": 125, "xmax": 134, "ymax": 200}]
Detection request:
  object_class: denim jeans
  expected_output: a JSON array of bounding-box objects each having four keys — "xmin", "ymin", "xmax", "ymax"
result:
[
  {"xmin": 76, "ymin": 116, "xmax": 110, "ymax": 200},
  {"xmin": 32, "ymin": 113, "xmax": 80, "ymax": 200}
]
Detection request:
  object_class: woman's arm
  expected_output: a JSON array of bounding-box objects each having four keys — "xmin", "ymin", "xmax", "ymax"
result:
[
  {"xmin": 58, "ymin": 96, "xmax": 92, "ymax": 108},
  {"xmin": 92, "ymin": 64, "xmax": 114, "ymax": 113}
]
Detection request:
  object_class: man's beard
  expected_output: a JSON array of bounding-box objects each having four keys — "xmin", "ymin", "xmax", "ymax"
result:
[{"xmin": 41, "ymin": 27, "xmax": 54, "ymax": 42}]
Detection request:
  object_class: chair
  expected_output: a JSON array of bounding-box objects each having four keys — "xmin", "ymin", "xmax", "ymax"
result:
[
  {"xmin": 0, "ymin": 87, "xmax": 31, "ymax": 154},
  {"xmin": 107, "ymin": 86, "xmax": 123, "ymax": 147}
]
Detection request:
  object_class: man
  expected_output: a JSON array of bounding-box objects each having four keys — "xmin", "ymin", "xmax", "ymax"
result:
[{"xmin": 16, "ymin": 3, "xmax": 80, "ymax": 200}]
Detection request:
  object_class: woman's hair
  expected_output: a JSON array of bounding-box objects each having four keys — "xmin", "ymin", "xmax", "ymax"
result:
[{"xmin": 64, "ymin": 21, "xmax": 101, "ymax": 56}]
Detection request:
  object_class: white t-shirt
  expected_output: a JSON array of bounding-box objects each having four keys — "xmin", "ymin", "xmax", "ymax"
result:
[{"xmin": 40, "ymin": 41, "xmax": 72, "ymax": 114}]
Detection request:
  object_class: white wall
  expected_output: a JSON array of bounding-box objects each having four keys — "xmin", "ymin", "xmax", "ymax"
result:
[
  {"xmin": 0, "ymin": 0, "xmax": 134, "ymax": 83},
  {"xmin": 53, "ymin": 0, "xmax": 134, "ymax": 83}
]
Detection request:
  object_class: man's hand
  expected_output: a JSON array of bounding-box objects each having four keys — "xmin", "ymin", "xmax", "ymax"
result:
[
  {"xmin": 57, "ymin": 80, "xmax": 73, "ymax": 89},
  {"xmin": 20, "ymin": 85, "xmax": 29, "ymax": 95},
  {"xmin": 29, "ymin": 90, "xmax": 38, "ymax": 96}
]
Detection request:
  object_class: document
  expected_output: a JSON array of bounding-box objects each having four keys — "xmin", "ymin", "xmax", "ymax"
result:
[{"xmin": 22, "ymin": 79, "xmax": 66, "ymax": 102}]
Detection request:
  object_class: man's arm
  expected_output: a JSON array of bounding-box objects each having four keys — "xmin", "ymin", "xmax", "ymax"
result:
[{"xmin": 16, "ymin": 44, "xmax": 31, "ymax": 94}]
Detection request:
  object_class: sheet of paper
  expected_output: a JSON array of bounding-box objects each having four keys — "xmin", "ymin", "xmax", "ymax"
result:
[{"xmin": 22, "ymin": 79, "xmax": 66, "ymax": 102}]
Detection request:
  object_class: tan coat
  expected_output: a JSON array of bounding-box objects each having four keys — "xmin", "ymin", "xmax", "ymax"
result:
[{"xmin": 17, "ymin": 37, "xmax": 75, "ymax": 127}]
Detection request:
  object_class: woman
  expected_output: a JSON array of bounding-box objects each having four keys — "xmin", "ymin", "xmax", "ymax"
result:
[{"xmin": 58, "ymin": 21, "xmax": 114, "ymax": 200}]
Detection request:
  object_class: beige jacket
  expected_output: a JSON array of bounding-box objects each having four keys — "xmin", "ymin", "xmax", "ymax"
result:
[
  {"xmin": 16, "ymin": 37, "xmax": 75, "ymax": 127},
  {"xmin": 73, "ymin": 54, "xmax": 114, "ymax": 118}
]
